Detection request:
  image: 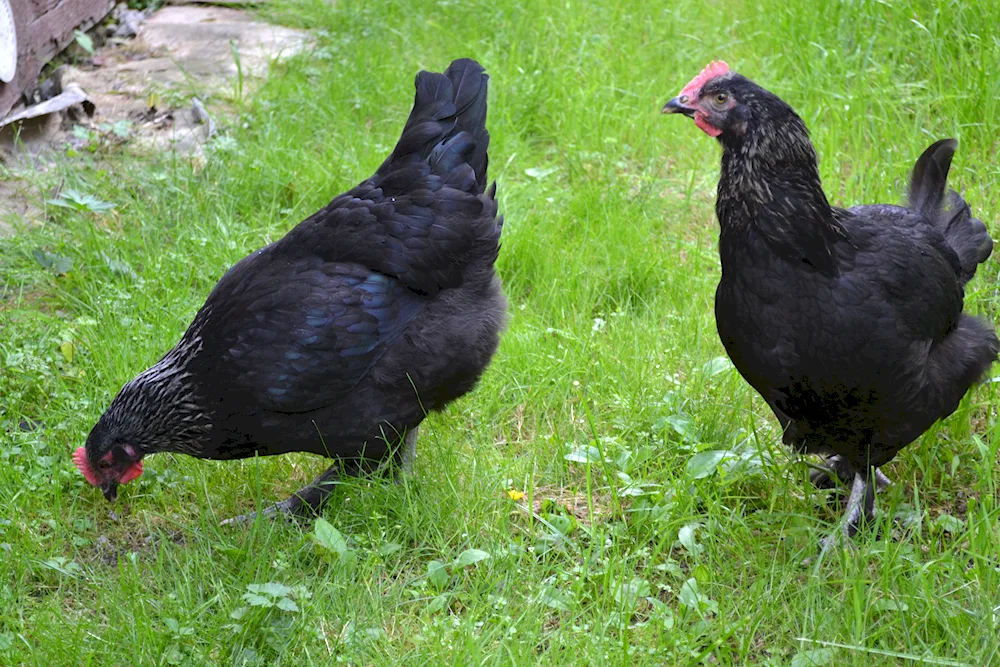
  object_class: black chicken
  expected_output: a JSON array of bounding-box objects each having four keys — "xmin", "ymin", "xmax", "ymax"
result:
[
  {"xmin": 663, "ymin": 61, "xmax": 997, "ymax": 540},
  {"xmin": 74, "ymin": 59, "xmax": 507, "ymax": 522}
]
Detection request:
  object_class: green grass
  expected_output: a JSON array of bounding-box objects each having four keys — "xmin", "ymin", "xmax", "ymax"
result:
[{"xmin": 2, "ymin": 0, "xmax": 1000, "ymax": 663}]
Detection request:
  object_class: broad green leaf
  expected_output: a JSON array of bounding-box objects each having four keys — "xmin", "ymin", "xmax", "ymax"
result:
[
  {"xmin": 539, "ymin": 585, "xmax": 574, "ymax": 611},
  {"xmin": 564, "ymin": 445, "xmax": 602, "ymax": 463},
  {"xmin": 454, "ymin": 548, "xmax": 491, "ymax": 568},
  {"xmin": 872, "ymin": 598, "xmax": 909, "ymax": 613},
  {"xmin": 32, "ymin": 249, "xmax": 73, "ymax": 275},
  {"xmin": 678, "ymin": 578, "xmax": 701, "ymax": 610},
  {"xmin": 647, "ymin": 598, "xmax": 676, "ymax": 629},
  {"xmin": 74, "ymin": 30, "xmax": 95, "ymax": 54},
  {"xmin": 613, "ymin": 578, "xmax": 650, "ymax": 607},
  {"xmin": 544, "ymin": 514, "xmax": 576, "ymax": 536},
  {"xmin": 656, "ymin": 559, "xmax": 684, "ymax": 578},
  {"xmin": 215, "ymin": 546, "xmax": 247, "ymax": 560},
  {"xmin": 933, "ymin": 513, "xmax": 965, "ymax": 534},
  {"xmin": 311, "ymin": 517, "xmax": 349, "ymax": 557},
  {"xmin": 686, "ymin": 450, "xmax": 731, "ymax": 479},
  {"xmin": 248, "ymin": 582, "xmax": 292, "ymax": 598},
  {"xmin": 276, "ymin": 597, "xmax": 299, "ymax": 613},
  {"xmin": 427, "ymin": 594, "xmax": 450, "ymax": 613},
  {"xmin": 790, "ymin": 648, "xmax": 836, "ymax": 667},
  {"xmin": 427, "ymin": 560, "xmax": 449, "ymax": 590},
  {"xmin": 677, "ymin": 523, "xmax": 704, "ymax": 556},
  {"xmin": 243, "ymin": 593, "xmax": 272, "ymax": 607},
  {"xmin": 893, "ymin": 504, "xmax": 923, "ymax": 529},
  {"xmin": 377, "ymin": 541, "xmax": 403, "ymax": 557},
  {"xmin": 666, "ymin": 414, "xmax": 694, "ymax": 439}
]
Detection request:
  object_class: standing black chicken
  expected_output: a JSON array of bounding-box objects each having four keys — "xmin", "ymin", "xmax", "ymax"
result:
[
  {"xmin": 663, "ymin": 61, "xmax": 997, "ymax": 540},
  {"xmin": 74, "ymin": 58, "xmax": 507, "ymax": 522}
]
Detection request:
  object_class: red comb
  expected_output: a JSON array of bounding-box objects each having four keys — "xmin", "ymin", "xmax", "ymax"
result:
[
  {"xmin": 679, "ymin": 60, "xmax": 730, "ymax": 100},
  {"xmin": 72, "ymin": 447, "xmax": 100, "ymax": 486}
]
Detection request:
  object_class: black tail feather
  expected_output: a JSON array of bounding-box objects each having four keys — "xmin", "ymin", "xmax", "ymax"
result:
[
  {"xmin": 908, "ymin": 138, "xmax": 956, "ymax": 217},
  {"xmin": 445, "ymin": 59, "xmax": 489, "ymax": 187},
  {"xmin": 941, "ymin": 191, "xmax": 993, "ymax": 284},
  {"xmin": 909, "ymin": 138, "xmax": 993, "ymax": 285},
  {"xmin": 380, "ymin": 59, "xmax": 490, "ymax": 192}
]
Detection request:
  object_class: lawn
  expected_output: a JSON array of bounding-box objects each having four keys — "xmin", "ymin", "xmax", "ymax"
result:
[{"xmin": 2, "ymin": 0, "xmax": 999, "ymax": 664}]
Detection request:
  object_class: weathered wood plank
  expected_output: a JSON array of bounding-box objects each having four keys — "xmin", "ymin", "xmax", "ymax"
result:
[{"xmin": 0, "ymin": 0, "xmax": 114, "ymax": 119}]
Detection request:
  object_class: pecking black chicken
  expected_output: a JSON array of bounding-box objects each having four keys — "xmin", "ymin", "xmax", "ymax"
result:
[
  {"xmin": 74, "ymin": 58, "xmax": 507, "ymax": 522},
  {"xmin": 663, "ymin": 61, "xmax": 998, "ymax": 541}
]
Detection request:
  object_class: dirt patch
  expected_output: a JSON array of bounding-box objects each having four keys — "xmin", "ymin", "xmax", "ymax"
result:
[
  {"xmin": 88, "ymin": 528, "xmax": 188, "ymax": 565},
  {"xmin": 63, "ymin": 5, "xmax": 311, "ymax": 154},
  {"xmin": 81, "ymin": 509, "xmax": 190, "ymax": 566},
  {"xmin": 0, "ymin": 4, "xmax": 311, "ymax": 237},
  {"xmin": 509, "ymin": 483, "xmax": 616, "ymax": 526},
  {"xmin": 0, "ymin": 172, "xmax": 43, "ymax": 236}
]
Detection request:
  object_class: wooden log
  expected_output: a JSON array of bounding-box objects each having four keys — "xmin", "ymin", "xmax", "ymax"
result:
[{"xmin": 0, "ymin": 0, "xmax": 114, "ymax": 120}]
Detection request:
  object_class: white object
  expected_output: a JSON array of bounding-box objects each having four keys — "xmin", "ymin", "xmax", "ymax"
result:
[
  {"xmin": 0, "ymin": 83, "xmax": 90, "ymax": 128},
  {"xmin": 0, "ymin": 0, "xmax": 16, "ymax": 84}
]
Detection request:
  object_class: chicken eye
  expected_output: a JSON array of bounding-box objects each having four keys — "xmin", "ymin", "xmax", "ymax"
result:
[
  {"xmin": 98, "ymin": 460, "xmax": 112, "ymax": 470},
  {"xmin": 714, "ymin": 93, "xmax": 728, "ymax": 106}
]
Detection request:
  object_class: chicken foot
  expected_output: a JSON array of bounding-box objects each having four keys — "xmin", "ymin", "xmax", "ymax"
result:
[
  {"xmin": 220, "ymin": 461, "xmax": 362, "ymax": 525},
  {"xmin": 808, "ymin": 455, "xmax": 890, "ymax": 492},
  {"xmin": 222, "ymin": 429, "xmax": 419, "ymax": 525}
]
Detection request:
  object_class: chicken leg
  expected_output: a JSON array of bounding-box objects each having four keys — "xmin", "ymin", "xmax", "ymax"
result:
[
  {"xmin": 222, "ymin": 428, "xmax": 419, "ymax": 525},
  {"xmin": 221, "ymin": 460, "xmax": 363, "ymax": 525},
  {"xmin": 809, "ymin": 455, "xmax": 891, "ymax": 492},
  {"xmin": 400, "ymin": 426, "xmax": 418, "ymax": 475},
  {"xmin": 840, "ymin": 469, "xmax": 877, "ymax": 537},
  {"xmin": 819, "ymin": 467, "xmax": 880, "ymax": 550}
]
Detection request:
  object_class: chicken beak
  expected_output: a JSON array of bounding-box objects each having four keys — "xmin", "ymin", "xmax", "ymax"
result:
[
  {"xmin": 662, "ymin": 96, "xmax": 696, "ymax": 117},
  {"xmin": 100, "ymin": 480, "xmax": 119, "ymax": 502}
]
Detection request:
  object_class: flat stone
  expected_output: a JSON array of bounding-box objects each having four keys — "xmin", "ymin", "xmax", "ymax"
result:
[{"xmin": 141, "ymin": 6, "xmax": 308, "ymax": 83}]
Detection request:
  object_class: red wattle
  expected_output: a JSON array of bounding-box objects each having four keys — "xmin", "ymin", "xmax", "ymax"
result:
[
  {"xmin": 694, "ymin": 112, "xmax": 722, "ymax": 137},
  {"xmin": 120, "ymin": 461, "xmax": 144, "ymax": 484}
]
